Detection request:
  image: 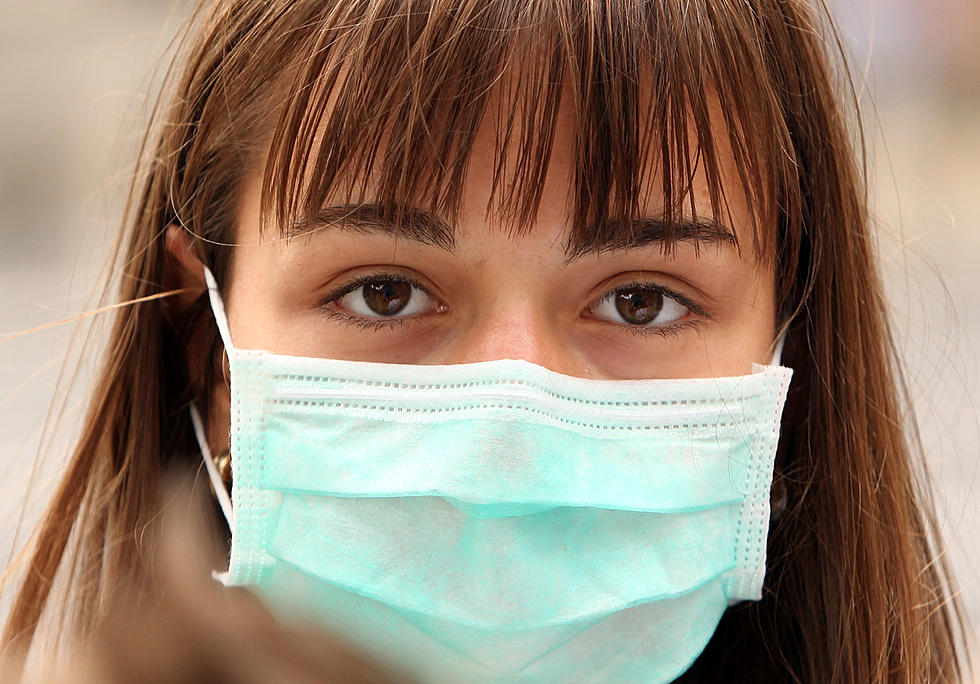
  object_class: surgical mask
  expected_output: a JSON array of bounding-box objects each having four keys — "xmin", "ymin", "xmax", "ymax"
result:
[{"xmin": 191, "ymin": 268, "xmax": 792, "ymax": 683}]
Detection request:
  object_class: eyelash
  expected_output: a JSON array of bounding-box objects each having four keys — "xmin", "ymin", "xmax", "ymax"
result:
[
  {"xmin": 320, "ymin": 273, "xmax": 708, "ymax": 337},
  {"xmin": 586, "ymin": 280, "xmax": 709, "ymax": 338},
  {"xmin": 319, "ymin": 272, "xmax": 436, "ymax": 330}
]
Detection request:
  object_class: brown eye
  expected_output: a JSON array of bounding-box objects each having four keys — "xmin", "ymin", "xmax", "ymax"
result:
[
  {"xmin": 592, "ymin": 284, "xmax": 690, "ymax": 329},
  {"xmin": 333, "ymin": 276, "xmax": 438, "ymax": 319},
  {"xmin": 614, "ymin": 288, "xmax": 663, "ymax": 325},
  {"xmin": 362, "ymin": 281, "xmax": 412, "ymax": 316}
]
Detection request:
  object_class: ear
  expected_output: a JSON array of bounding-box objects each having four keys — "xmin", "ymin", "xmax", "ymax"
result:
[
  {"xmin": 164, "ymin": 225, "xmax": 232, "ymax": 457},
  {"xmin": 164, "ymin": 225, "xmax": 208, "ymax": 314}
]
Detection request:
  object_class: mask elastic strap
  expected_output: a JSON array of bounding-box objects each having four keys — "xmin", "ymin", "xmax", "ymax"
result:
[
  {"xmin": 203, "ymin": 266, "xmax": 235, "ymax": 352},
  {"xmin": 769, "ymin": 332, "xmax": 786, "ymax": 366},
  {"xmin": 189, "ymin": 266, "xmax": 235, "ymax": 528},
  {"xmin": 770, "ymin": 330, "xmax": 787, "ymax": 366},
  {"xmin": 189, "ymin": 402, "xmax": 235, "ymax": 527}
]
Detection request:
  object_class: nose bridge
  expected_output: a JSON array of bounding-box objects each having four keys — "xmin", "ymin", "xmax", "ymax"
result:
[
  {"xmin": 465, "ymin": 301, "xmax": 550, "ymax": 364},
  {"xmin": 445, "ymin": 220, "xmax": 585, "ymax": 371},
  {"xmin": 452, "ymin": 293, "xmax": 566, "ymax": 368}
]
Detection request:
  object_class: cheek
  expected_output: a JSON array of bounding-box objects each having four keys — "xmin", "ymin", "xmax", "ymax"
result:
[
  {"xmin": 704, "ymin": 268, "xmax": 779, "ymax": 369},
  {"xmin": 581, "ymin": 268, "xmax": 776, "ymax": 379},
  {"xmin": 224, "ymin": 245, "xmax": 295, "ymax": 351}
]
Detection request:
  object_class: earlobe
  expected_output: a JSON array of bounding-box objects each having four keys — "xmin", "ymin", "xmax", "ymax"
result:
[{"xmin": 164, "ymin": 224, "xmax": 208, "ymax": 312}]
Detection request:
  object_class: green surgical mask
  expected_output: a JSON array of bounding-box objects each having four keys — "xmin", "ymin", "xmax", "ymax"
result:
[{"xmin": 192, "ymin": 268, "xmax": 791, "ymax": 683}]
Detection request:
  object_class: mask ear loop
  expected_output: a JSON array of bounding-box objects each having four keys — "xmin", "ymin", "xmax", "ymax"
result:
[
  {"xmin": 767, "ymin": 327, "xmax": 790, "ymax": 525},
  {"xmin": 770, "ymin": 329, "xmax": 788, "ymax": 366},
  {"xmin": 187, "ymin": 266, "xmax": 236, "ymax": 528},
  {"xmin": 203, "ymin": 266, "xmax": 235, "ymax": 351},
  {"xmin": 190, "ymin": 403, "xmax": 234, "ymax": 527}
]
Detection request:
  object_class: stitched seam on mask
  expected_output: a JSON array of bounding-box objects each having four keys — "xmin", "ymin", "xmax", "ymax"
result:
[
  {"xmin": 731, "ymin": 373, "xmax": 784, "ymax": 598},
  {"xmin": 274, "ymin": 387, "xmax": 749, "ymax": 421},
  {"xmin": 743, "ymin": 377, "xmax": 779, "ymax": 587},
  {"xmin": 257, "ymin": 353, "xmax": 268, "ymax": 582},
  {"xmin": 230, "ymin": 358, "xmax": 243, "ymax": 583},
  {"xmin": 269, "ymin": 398, "xmax": 768, "ymax": 433},
  {"xmin": 271, "ymin": 374, "xmax": 768, "ymax": 408},
  {"xmin": 240, "ymin": 355, "xmax": 257, "ymax": 583}
]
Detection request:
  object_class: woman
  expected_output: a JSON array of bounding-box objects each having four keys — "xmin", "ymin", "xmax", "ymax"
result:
[{"xmin": 1, "ymin": 0, "xmax": 966, "ymax": 681}]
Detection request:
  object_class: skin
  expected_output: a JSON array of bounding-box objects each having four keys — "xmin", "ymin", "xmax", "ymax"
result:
[{"xmin": 166, "ymin": 99, "xmax": 778, "ymax": 456}]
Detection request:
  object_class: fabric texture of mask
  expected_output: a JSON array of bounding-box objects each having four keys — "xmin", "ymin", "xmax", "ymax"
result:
[{"xmin": 193, "ymin": 268, "xmax": 792, "ymax": 684}]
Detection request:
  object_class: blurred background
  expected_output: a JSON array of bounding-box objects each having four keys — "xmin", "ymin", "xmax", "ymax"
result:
[{"xmin": 1, "ymin": 0, "xmax": 977, "ymax": 671}]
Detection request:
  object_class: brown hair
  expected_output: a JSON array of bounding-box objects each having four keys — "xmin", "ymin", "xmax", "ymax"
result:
[{"xmin": 2, "ymin": 0, "xmax": 966, "ymax": 681}]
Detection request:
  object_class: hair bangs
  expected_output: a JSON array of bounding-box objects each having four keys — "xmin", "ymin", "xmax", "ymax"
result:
[{"xmin": 258, "ymin": 0, "xmax": 800, "ymax": 266}]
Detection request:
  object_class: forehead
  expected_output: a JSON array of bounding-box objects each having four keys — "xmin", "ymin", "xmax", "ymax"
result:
[
  {"xmin": 248, "ymin": 0, "xmax": 786, "ymax": 263},
  {"xmin": 265, "ymin": 93, "xmax": 746, "ymax": 263}
]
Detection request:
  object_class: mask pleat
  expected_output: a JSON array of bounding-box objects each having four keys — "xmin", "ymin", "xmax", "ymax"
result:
[
  {"xmin": 265, "ymin": 494, "xmax": 737, "ymax": 629},
  {"xmin": 263, "ymin": 410, "xmax": 756, "ymax": 514},
  {"xmin": 256, "ymin": 558, "xmax": 729, "ymax": 683},
  {"xmin": 218, "ymin": 345, "xmax": 792, "ymax": 683}
]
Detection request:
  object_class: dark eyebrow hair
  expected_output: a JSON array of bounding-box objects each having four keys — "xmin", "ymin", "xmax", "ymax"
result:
[
  {"xmin": 292, "ymin": 203, "xmax": 737, "ymax": 259},
  {"xmin": 563, "ymin": 217, "xmax": 739, "ymax": 262},
  {"xmin": 289, "ymin": 204, "xmax": 455, "ymax": 251}
]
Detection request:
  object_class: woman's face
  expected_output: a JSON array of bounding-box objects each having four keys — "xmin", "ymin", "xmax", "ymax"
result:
[
  {"xmin": 218, "ymin": 101, "xmax": 777, "ymax": 386},
  {"xmin": 175, "ymin": 96, "xmax": 779, "ymax": 449}
]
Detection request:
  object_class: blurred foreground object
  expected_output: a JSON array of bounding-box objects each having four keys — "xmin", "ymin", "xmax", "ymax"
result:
[{"xmin": 4, "ymin": 474, "xmax": 410, "ymax": 684}]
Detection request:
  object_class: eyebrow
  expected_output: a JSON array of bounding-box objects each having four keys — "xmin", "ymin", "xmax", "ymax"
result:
[
  {"xmin": 290, "ymin": 204, "xmax": 455, "ymax": 251},
  {"xmin": 562, "ymin": 217, "xmax": 738, "ymax": 262},
  {"xmin": 291, "ymin": 203, "xmax": 738, "ymax": 259}
]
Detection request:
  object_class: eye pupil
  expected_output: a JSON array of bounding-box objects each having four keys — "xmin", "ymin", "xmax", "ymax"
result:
[
  {"xmin": 614, "ymin": 288, "xmax": 663, "ymax": 325},
  {"xmin": 363, "ymin": 281, "xmax": 412, "ymax": 316}
]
